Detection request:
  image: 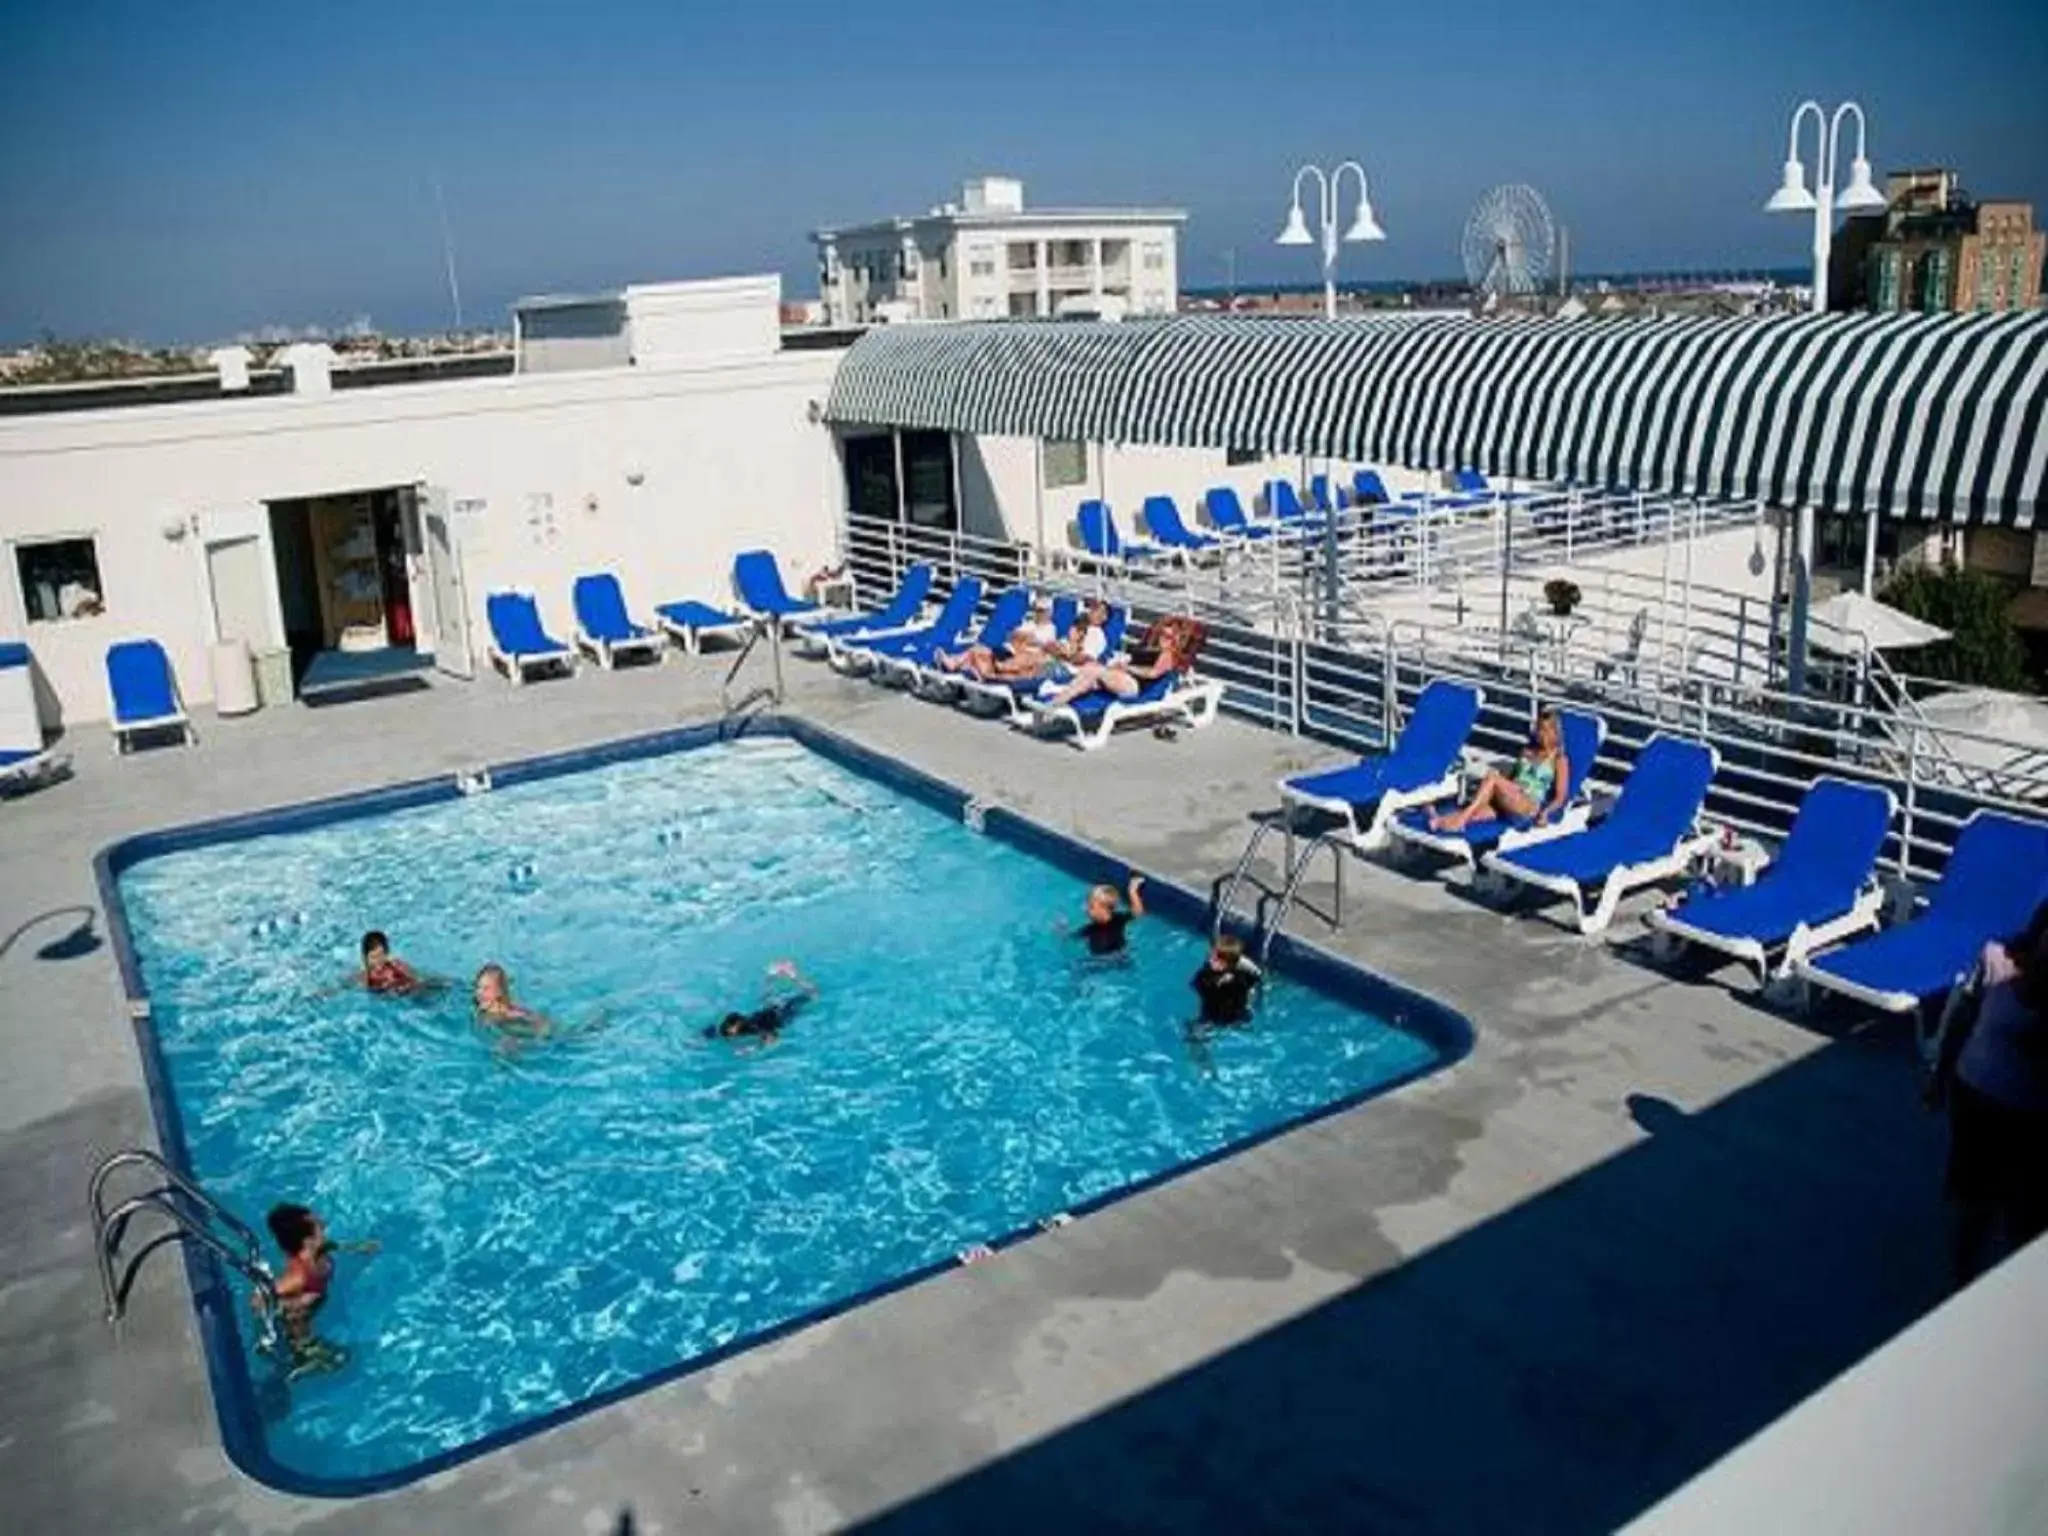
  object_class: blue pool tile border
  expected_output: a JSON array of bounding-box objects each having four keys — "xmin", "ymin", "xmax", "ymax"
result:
[{"xmin": 93, "ymin": 712, "xmax": 1472, "ymax": 1499}]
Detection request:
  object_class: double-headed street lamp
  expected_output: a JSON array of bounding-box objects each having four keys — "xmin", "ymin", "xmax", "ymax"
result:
[
  {"xmin": 1764, "ymin": 100, "xmax": 1886, "ymax": 314},
  {"xmin": 1277, "ymin": 161, "xmax": 1385, "ymax": 321}
]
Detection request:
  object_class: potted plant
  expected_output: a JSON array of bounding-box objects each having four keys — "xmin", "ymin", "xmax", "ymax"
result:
[{"xmin": 1544, "ymin": 578, "xmax": 1582, "ymax": 617}]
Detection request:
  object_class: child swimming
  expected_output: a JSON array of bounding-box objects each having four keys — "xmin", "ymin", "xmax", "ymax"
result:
[
  {"xmin": 355, "ymin": 929, "xmax": 443, "ymax": 997},
  {"xmin": 704, "ymin": 960, "xmax": 817, "ymax": 1048},
  {"xmin": 1075, "ymin": 875, "xmax": 1146, "ymax": 956},
  {"xmin": 1190, "ymin": 933, "xmax": 1261, "ymax": 1029},
  {"xmin": 259, "ymin": 1202, "xmax": 377, "ymax": 1379}
]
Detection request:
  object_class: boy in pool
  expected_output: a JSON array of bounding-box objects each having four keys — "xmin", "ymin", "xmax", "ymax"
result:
[
  {"xmin": 1075, "ymin": 875, "xmax": 1145, "ymax": 956},
  {"xmin": 705, "ymin": 960, "xmax": 817, "ymax": 1047},
  {"xmin": 1190, "ymin": 933, "xmax": 1261, "ymax": 1031},
  {"xmin": 259, "ymin": 1202, "xmax": 377, "ymax": 1379}
]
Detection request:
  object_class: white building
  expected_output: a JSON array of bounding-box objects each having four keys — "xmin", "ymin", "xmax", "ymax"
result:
[{"xmin": 812, "ymin": 176, "xmax": 1185, "ymax": 325}]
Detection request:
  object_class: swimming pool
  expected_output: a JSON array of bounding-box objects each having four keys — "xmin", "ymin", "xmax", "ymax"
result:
[{"xmin": 102, "ymin": 719, "xmax": 1468, "ymax": 1494}]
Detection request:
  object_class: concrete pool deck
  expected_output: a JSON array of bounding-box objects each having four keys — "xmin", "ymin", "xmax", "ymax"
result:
[{"xmin": 0, "ymin": 650, "xmax": 1951, "ymax": 1534}]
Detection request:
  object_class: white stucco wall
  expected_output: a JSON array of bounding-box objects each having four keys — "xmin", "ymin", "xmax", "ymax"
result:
[{"xmin": 0, "ymin": 350, "xmax": 843, "ymax": 729}]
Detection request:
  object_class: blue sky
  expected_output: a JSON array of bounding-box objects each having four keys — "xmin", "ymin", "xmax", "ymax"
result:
[{"xmin": 2, "ymin": 0, "xmax": 2043, "ymax": 343}]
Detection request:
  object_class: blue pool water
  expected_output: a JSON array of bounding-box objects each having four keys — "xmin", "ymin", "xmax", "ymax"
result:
[{"xmin": 116, "ymin": 734, "xmax": 1448, "ymax": 1487}]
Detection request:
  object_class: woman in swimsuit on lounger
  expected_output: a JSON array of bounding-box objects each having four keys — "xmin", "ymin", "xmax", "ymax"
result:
[
  {"xmin": 1039, "ymin": 616, "xmax": 1199, "ymax": 708},
  {"xmin": 938, "ymin": 600, "xmax": 1057, "ymax": 680},
  {"xmin": 1429, "ymin": 709, "xmax": 1570, "ymax": 832}
]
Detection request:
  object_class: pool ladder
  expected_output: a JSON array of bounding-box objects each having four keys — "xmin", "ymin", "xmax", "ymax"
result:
[
  {"xmin": 88, "ymin": 1148, "xmax": 283, "ymax": 1354},
  {"xmin": 1212, "ymin": 817, "xmax": 1348, "ymax": 967},
  {"xmin": 719, "ymin": 619, "xmax": 785, "ymax": 729}
]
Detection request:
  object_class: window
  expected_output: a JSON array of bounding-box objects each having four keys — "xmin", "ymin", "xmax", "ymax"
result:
[
  {"xmin": 14, "ymin": 535, "xmax": 104, "ymax": 622},
  {"xmin": 1141, "ymin": 244, "xmax": 1167, "ymax": 272},
  {"xmin": 969, "ymin": 258, "xmax": 997, "ymax": 278},
  {"xmin": 1043, "ymin": 440, "xmax": 1087, "ymax": 489},
  {"xmin": 1226, "ymin": 446, "xmax": 1260, "ymax": 466}
]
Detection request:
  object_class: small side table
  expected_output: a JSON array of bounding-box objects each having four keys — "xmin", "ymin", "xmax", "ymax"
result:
[
  {"xmin": 1708, "ymin": 833, "xmax": 1770, "ymax": 887},
  {"xmin": 812, "ymin": 574, "xmax": 856, "ymax": 611}
]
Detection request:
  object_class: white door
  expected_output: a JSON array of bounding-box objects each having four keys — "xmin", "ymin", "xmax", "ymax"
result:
[
  {"xmin": 418, "ymin": 485, "xmax": 474, "ymax": 679},
  {"xmin": 193, "ymin": 502, "xmax": 284, "ymax": 648}
]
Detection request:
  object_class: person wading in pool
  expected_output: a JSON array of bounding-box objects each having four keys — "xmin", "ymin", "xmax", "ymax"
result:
[
  {"xmin": 256, "ymin": 1202, "xmax": 378, "ymax": 1380},
  {"xmin": 704, "ymin": 961, "xmax": 817, "ymax": 1049},
  {"xmin": 1073, "ymin": 875, "xmax": 1146, "ymax": 957}
]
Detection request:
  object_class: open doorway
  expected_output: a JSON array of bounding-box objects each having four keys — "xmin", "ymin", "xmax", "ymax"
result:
[{"xmin": 267, "ymin": 485, "xmax": 432, "ymax": 702}]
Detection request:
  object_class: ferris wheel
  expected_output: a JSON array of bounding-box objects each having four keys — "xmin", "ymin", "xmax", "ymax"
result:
[{"xmin": 1461, "ymin": 184, "xmax": 1558, "ymax": 301}]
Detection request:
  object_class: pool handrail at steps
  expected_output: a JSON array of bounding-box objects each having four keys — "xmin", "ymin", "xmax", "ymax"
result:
[
  {"xmin": 89, "ymin": 1147, "xmax": 284, "ymax": 1352},
  {"xmin": 1212, "ymin": 818, "xmax": 1348, "ymax": 967},
  {"xmin": 719, "ymin": 619, "xmax": 785, "ymax": 724}
]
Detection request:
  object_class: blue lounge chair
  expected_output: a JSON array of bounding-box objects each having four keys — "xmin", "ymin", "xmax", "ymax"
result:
[
  {"xmin": 1352, "ymin": 469, "xmax": 1393, "ymax": 506},
  {"xmin": 0, "ymin": 642, "xmax": 67, "ymax": 791},
  {"xmin": 1280, "ymin": 679, "xmax": 1485, "ymax": 851},
  {"xmin": 1204, "ymin": 486, "xmax": 1274, "ymax": 541},
  {"xmin": 1310, "ymin": 473, "xmax": 1345, "ymax": 515},
  {"xmin": 654, "ymin": 599, "xmax": 753, "ymax": 656},
  {"xmin": 834, "ymin": 578, "xmax": 985, "ymax": 672},
  {"xmin": 571, "ymin": 573, "xmax": 665, "ymax": 669},
  {"xmin": 104, "ymin": 639, "xmax": 195, "ymax": 753},
  {"xmin": 1483, "ymin": 734, "xmax": 1721, "ymax": 935},
  {"xmin": 1264, "ymin": 479, "xmax": 1326, "ymax": 533},
  {"xmin": 485, "ymin": 590, "xmax": 576, "ymax": 684},
  {"xmin": 890, "ymin": 587, "xmax": 1031, "ymax": 688},
  {"xmin": 793, "ymin": 564, "xmax": 934, "ymax": 644},
  {"xmin": 1449, "ymin": 468, "xmax": 1530, "ymax": 503},
  {"xmin": 1073, "ymin": 500, "xmax": 1162, "ymax": 565},
  {"xmin": 1647, "ymin": 777, "xmax": 1898, "ymax": 984},
  {"xmin": 1792, "ymin": 810, "xmax": 2048, "ymax": 1014},
  {"xmin": 1140, "ymin": 495, "xmax": 1222, "ymax": 559},
  {"xmin": 733, "ymin": 550, "xmax": 822, "ymax": 628},
  {"xmin": 1388, "ymin": 709, "xmax": 1609, "ymax": 870}
]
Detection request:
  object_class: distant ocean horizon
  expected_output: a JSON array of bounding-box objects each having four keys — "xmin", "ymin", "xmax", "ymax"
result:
[{"xmin": 1183, "ymin": 267, "xmax": 1809, "ymax": 298}]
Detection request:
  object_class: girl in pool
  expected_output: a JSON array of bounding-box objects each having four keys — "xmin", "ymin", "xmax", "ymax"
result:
[
  {"xmin": 1428, "ymin": 709, "xmax": 1571, "ymax": 833},
  {"xmin": 472, "ymin": 963, "xmax": 605, "ymax": 1053}
]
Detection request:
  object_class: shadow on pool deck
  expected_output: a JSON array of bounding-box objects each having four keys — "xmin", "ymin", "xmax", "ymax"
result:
[{"xmin": 859, "ymin": 1022, "xmax": 1949, "ymax": 1535}]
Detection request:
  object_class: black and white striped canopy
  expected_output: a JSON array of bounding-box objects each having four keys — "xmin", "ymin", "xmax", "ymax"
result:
[{"xmin": 824, "ymin": 310, "xmax": 2048, "ymax": 526}]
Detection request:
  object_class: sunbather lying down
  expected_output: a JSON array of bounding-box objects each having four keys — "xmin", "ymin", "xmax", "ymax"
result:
[
  {"xmin": 1040, "ymin": 615, "xmax": 1204, "ymax": 706},
  {"xmin": 941, "ymin": 599, "xmax": 1112, "ymax": 681}
]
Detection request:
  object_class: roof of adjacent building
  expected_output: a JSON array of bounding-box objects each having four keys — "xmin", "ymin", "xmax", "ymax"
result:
[{"xmin": 814, "ymin": 207, "xmax": 1187, "ymax": 242}]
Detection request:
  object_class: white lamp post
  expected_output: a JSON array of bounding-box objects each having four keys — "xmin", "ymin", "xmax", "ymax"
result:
[
  {"xmin": 1764, "ymin": 100, "xmax": 1886, "ymax": 314},
  {"xmin": 1277, "ymin": 161, "xmax": 1385, "ymax": 321}
]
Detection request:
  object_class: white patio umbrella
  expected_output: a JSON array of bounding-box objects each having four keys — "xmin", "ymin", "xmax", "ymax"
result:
[
  {"xmin": 1911, "ymin": 688, "xmax": 2048, "ymax": 761},
  {"xmin": 1807, "ymin": 590, "xmax": 1951, "ymax": 655}
]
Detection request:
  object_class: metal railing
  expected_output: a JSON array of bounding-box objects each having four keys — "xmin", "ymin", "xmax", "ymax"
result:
[
  {"xmin": 838, "ymin": 510, "xmax": 2047, "ymax": 881},
  {"xmin": 89, "ymin": 1148, "xmax": 284, "ymax": 1353}
]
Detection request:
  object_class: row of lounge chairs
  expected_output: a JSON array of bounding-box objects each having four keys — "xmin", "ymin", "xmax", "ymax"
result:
[
  {"xmin": 781, "ymin": 559, "xmax": 1223, "ymax": 749},
  {"xmin": 481, "ymin": 550, "xmax": 1227, "ymax": 749},
  {"xmin": 1067, "ymin": 471, "xmax": 1518, "ymax": 566},
  {"xmin": 1277, "ymin": 678, "xmax": 2048, "ymax": 1016}
]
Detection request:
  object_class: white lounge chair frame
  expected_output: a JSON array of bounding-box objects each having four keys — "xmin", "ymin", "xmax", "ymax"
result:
[
  {"xmin": 574, "ymin": 594, "xmax": 667, "ymax": 669},
  {"xmin": 486, "ymin": 589, "xmax": 576, "ymax": 686},
  {"xmin": 1016, "ymin": 673, "xmax": 1224, "ymax": 751},
  {"xmin": 1481, "ymin": 743, "xmax": 1723, "ymax": 936},
  {"xmin": 104, "ymin": 642, "xmax": 197, "ymax": 754},
  {"xmin": 0, "ymin": 745, "xmax": 72, "ymax": 791},
  {"xmin": 1386, "ymin": 795, "xmax": 1597, "ymax": 870},
  {"xmin": 657, "ymin": 611, "xmax": 756, "ymax": 657},
  {"xmin": 1649, "ymin": 883, "xmax": 1889, "ymax": 986}
]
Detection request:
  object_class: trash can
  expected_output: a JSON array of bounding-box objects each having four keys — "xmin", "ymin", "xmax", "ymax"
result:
[
  {"xmin": 252, "ymin": 646, "xmax": 294, "ymax": 708},
  {"xmin": 211, "ymin": 639, "xmax": 258, "ymax": 717}
]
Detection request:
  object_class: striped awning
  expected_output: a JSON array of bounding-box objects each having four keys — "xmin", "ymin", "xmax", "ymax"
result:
[{"xmin": 824, "ymin": 310, "xmax": 2048, "ymax": 526}]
